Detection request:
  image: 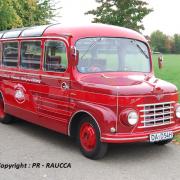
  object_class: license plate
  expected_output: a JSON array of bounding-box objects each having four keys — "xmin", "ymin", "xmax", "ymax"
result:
[{"xmin": 149, "ymin": 131, "xmax": 173, "ymax": 142}]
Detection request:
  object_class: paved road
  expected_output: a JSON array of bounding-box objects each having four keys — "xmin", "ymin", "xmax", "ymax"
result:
[{"xmin": 0, "ymin": 119, "xmax": 179, "ymax": 180}]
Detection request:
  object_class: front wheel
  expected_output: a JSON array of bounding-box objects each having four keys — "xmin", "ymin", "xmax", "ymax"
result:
[
  {"xmin": 77, "ymin": 116, "xmax": 108, "ymax": 159},
  {"xmin": 0, "ymin": 97, "xmax": 13, "ymax": 124}
]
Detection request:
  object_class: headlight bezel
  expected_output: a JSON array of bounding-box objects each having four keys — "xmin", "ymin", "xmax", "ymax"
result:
[{"xmin": 120, "ymin": 109, "xmax": 139, "ymax": 127}]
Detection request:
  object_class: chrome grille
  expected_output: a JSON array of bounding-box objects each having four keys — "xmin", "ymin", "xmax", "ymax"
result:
[{"xmin": 138, "ymin": 101, "xmax": 175, "ymax": 128}]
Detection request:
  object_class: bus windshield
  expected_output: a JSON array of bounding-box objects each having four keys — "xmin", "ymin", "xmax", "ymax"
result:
[{"xmin": 76, "ymin": 38, "xmax": 151, "ymax": 73}]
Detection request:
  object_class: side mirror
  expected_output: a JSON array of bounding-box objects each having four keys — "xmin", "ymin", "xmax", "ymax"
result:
[
  {"xmin": 71, "ymin": 46, "xmax": 79, "ymax": 65},
  {"xmin": 158, "ymin": 54, "xmax": 163, "ymax": 69}
]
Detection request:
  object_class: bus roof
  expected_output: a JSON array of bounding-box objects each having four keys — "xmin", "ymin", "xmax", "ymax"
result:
[{"xmin": 0, "ymin": 23, "xmax": 146, "ymax": 43}]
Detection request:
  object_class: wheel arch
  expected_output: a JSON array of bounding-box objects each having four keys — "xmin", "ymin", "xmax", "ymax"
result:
[
  {"xmin": 0, "ymin": 90, "xmax": 8, "ymax": 114},
  {"xmin": 0, "ymin": 90, "xmax": 5, "ymax": 102},
  {"xmin": 68, "ymin": 110, "xmax": 101, "ymax": 138}
]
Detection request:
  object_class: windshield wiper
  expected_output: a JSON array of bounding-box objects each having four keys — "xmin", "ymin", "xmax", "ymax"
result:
[
  {"xmin": 80, "ymin": 38, "xmax": 102, "ymax": 60},
  {"xmin": 130, "ymin": 40, "xmax": 149, "ymax": 59},
  {"xmin": 136, "ymin": 43, "xmax": 149, "ymax": 59}
]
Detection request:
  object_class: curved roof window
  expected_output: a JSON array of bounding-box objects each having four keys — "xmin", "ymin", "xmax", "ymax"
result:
[
  {"xmin": 0, "ymin": 32, "xmax": 5, "ymax": 38},
  {"xmin": 21, "ymin": 25, "xmax": 50, "ymax": 37},
  {"xmin": 2, "ymin": 29, "xmax": 25, "ymax": 39}
]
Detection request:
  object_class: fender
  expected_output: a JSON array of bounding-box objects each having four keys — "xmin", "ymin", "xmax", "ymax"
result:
[{"xmin": 68, "ymin": 100, "xmax": 117, "ymax": 136}]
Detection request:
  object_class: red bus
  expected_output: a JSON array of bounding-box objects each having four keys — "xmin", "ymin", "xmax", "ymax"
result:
[{"xmin": 0, "ymin": 24, "xmax": 179, "ymax": 159}]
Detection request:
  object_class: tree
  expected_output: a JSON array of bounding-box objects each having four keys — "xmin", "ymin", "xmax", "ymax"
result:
[
  {"xmin": 150, "ymin": 31, "xmax": 170, "ymax": 53},
  {"xmin": 0, "ymin": 0, "xmax": 57, "ymax": 31},
  {"xmin": 85, "ymin": 0, "xmax": 153, "ymax": 31},
  {"xmin": 0, "ymin": 0, "xmax": 22, "ymax": 30},
  {"xmin": 164, "ymin": 36, "xmax": 174, "ymax": 53},
  {"xmin": 174, "ymin": 34, "xmax": 180, "ymax": 54}
]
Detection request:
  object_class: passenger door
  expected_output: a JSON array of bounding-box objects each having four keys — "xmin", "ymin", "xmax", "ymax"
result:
[{"xmin": 38, "ymin": 38, "xmax": 71, "ymax": 133}]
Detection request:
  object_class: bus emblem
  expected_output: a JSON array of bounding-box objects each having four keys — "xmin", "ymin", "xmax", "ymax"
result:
[{"xmin": 14, "ymin": 84, "xmax": 26, "ymax": 103}]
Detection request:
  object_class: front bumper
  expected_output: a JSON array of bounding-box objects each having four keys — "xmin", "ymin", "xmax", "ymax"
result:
[{"xmin": 101, "ymin": 125, "xmax": 180, "ymax": 143}]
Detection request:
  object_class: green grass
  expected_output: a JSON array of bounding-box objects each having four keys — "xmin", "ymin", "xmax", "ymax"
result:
[
  {"xmin": 153, "ymin": 54, "xmax": 180, "ymax": 102},
  {"xmin": 173, "ymin": 134, "xmax": 180, "ymax": 143}
]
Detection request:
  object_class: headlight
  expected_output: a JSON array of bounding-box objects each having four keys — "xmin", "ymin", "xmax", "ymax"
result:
[
  {"xmin": 128, "ymin": 111, "xmax": 138, "ymax": 125},
  {"xmin": 176, "ymin": 106, "xmax": 180, "ymax": 118}
]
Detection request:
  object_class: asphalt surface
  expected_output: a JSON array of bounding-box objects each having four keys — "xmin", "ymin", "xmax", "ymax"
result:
[{"xmin": 0, "ymin": 118, "xmax": 179, "ymax": 180}]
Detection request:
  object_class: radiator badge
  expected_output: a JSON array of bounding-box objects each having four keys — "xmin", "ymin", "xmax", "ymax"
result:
[
  {"xmin": 156, "ymin": 94, "xmax": 164, "ymax": 101},
  {"xmin": 14, "ymin": 84, "xmax": 26, "ymax": 103}
]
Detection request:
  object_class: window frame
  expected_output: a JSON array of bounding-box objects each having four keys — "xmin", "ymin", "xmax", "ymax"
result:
[
  {"xmin": 2, "ymin": 41, "xmax": 19, "ymax": 68},
  {"xmin": 43, "ymin": 39, "xmax": 69, "ymax": 73},
  {"xmin": 20, "ymin": 40, "xmax": 42, "ymax": 71}
]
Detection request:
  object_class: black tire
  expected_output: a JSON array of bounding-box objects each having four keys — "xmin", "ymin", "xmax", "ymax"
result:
[
  {"xmin": 154, "ymin": 139, "xmax": 172, "ymax": 145},
  {"xmin": 0, "ymin": 114, "xmax": 13, "ymax": 124},
  {"xmin": 0, "ymin": 96, "xmax": 13, "ymax": 124},
  {"xmin": 77, "ymin": 115, "xmax": 108, "ymax": 160}
]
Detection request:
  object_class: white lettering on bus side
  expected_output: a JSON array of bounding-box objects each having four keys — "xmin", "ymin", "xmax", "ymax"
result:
[{"xmin": 0, "ymin": 74, "xmax": 41, "ymax": 84}]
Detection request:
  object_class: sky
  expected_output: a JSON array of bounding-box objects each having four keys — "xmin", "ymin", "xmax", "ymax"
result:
[{"xmin": 53, "ymin": 0, "xmax": 180, "ymax": 36}]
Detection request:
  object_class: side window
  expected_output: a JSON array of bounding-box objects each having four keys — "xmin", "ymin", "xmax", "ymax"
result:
[
  {"xmin": 21, "ymin": 41, "xmax": 41, "ymax": 70},
  {"xmin": 44, "ymin": 41, "xmax": 68, "ymax": 72},
  {"xmin": 2, "ymin": 42, "xmax": 18, "ymax": 67}
]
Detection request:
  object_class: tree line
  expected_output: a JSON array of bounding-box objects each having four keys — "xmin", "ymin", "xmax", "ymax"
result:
[{"xmin": 150, "ymin": 31, "xmax": 180, "ymax": 54}]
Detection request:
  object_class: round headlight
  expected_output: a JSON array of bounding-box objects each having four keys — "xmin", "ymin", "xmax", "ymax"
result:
[
  {"xmin": 128, "ymin": 111, "xmax": 138, "ymax": 125},
  {"xmin": 176, "ymin": 106, "xmax": 180, "ymax": 118}
]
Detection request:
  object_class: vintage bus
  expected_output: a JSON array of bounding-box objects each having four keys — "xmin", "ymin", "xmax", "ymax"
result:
[{"xmin": 0, "ymin": 24, "xmax": 179, "ymax": 159}]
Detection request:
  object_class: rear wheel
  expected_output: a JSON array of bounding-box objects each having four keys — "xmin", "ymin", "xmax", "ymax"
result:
[
  {"xmin": 77, "ymin": 116, "xmax": 108, "ymax": 159},
  {"xmin": 0, "ymin": 96, "xmax": 13, "ymax": 124},
  {"xmin": 154, "ymin": 139, "xmax": 172, "ymax": 145}
]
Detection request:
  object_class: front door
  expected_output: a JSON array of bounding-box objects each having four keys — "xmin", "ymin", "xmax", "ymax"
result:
[{"xmin": 38, "ymin": 38, "xmax": 71, "ymax": 134}]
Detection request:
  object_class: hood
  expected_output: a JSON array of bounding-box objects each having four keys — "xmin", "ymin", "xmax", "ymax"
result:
[{"xmin": 78, "ymin": 72, "xmax": 177, "ymax": 96}]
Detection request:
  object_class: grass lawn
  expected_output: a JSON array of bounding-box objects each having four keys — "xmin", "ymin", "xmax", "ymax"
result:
[
  {"xmin": 153, "ymin": 54, "xmax": 180, "ymax": 102},
  {"xmin": 153, "ymin": 54, "xmax": 180, "ymax": 143},
  {"xmin": 173, "ymin": 134, "xmax": 180, "ymax": 144}
]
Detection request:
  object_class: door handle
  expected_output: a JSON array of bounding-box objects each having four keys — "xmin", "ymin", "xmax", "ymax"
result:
[{"xmin": 61, "ymin": 82, "xmax": 69, "ymax": 90}]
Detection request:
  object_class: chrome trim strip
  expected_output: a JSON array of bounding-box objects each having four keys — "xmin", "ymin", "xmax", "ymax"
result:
[
  {"xmin": 41, "ymin": 74, "xmax": 70, "ymax": 80},
  {"xmin": 137, "ymin": 101, "xmax": 175, "ymax": 107},
  {"xmin": 140, "ymin": 106, "xmax": 173, "ymax": 112},
  {"xmin": 68, "ymin": 110, "xmax": 101, "ymax": 137},
  {"xmin": 141, "ymin": 116, "xmax": 173, "ymax": 123},
  {"xmin": 0, "ymin": 69, "xmax": 70, "ymax": 80},
  {"xmin": 138, "ymin": 121, "xmax": 175, "ymax": 129},
  {"xmin": 102, "ymin": 127, "xmax": 180, "ymax": 141},
  {"xmin": 101, "ymin": 136, "xmax": 148, "ymax": 141},
  {"xmin": 116, "ymin": 87, "xmax": 119, "ymax": 132},
  {"xmin": 140, "ymin": 112, "xmax": 173, "ymax": 118}
]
